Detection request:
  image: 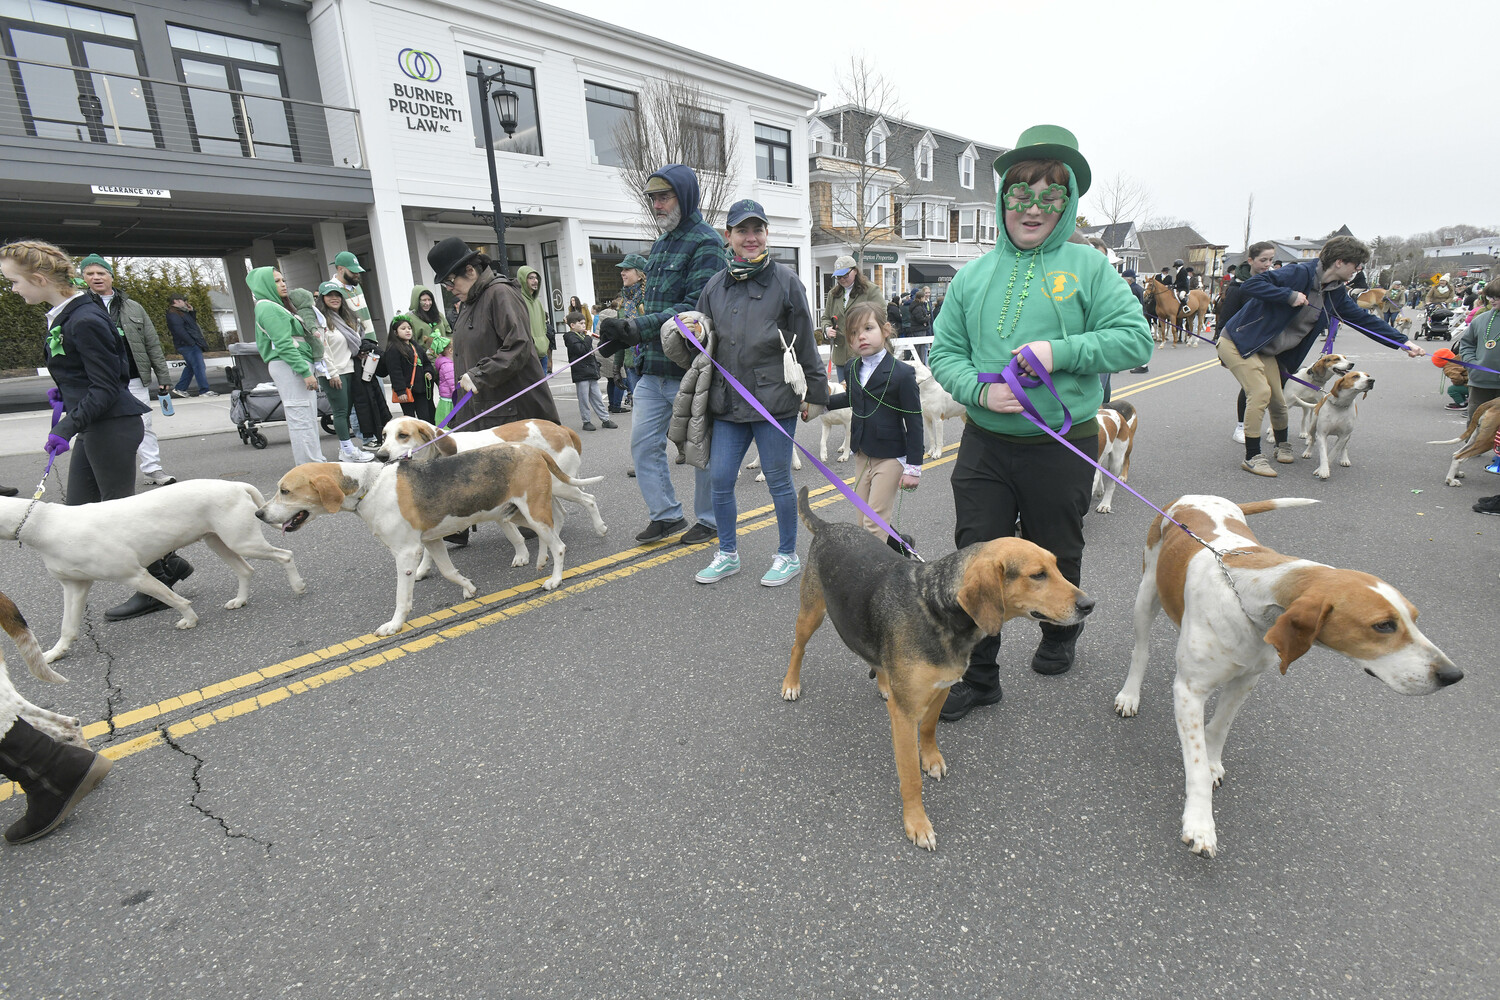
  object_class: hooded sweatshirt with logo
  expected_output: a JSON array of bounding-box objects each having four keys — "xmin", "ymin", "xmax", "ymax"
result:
[
  {"xmin": 248, "ymin": 267, "xmax": 314, "ymax": 378},
  {"xmin": 635, "ymin": 164, "xmax": 727, "ymax": 378},
  {"xmin": 408, "ymin": 285, "xmax": 450, "ymax": 349},
  {"xmin": 515, "ymin": 266, "xmax": 550, "ymax": 358},
  {"xmin": 928, "ymin": 165, "xmax": 1152, "ymax": 440}
]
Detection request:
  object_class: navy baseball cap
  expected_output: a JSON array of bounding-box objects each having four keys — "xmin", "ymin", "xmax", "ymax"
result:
[{"xmin": 725, "ymin": 199, "xmax": 768, "ymax": 227}]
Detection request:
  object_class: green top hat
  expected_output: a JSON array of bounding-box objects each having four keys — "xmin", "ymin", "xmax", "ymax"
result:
[{"xmin": 992, "ymin": 124, "xmax": 1091, "ymax": 196}]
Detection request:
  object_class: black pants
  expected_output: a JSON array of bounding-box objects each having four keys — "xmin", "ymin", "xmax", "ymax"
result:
[
  {"xmin": 400, "ymin": 394, "xmax": 436, "ymax": 423},
  {"xmin": 67, "ymin": 414, "xmax": 144, "ymax": 505},
  {"xmin": 1468, "ymin": 385, "xmax": 1500, "ymax": 424},
  {"xmin": 951, "ymin": 422, "xmax": 1097, "ymax": 693}
]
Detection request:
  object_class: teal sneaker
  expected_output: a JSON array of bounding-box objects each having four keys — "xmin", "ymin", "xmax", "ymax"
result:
[
  {"xmin": 695, "ymin": 550, "xmax": 741, "ymax": 584},
  {"xmin": 760, "ymin": 553, "xmax": 802, "ymax": 587}
]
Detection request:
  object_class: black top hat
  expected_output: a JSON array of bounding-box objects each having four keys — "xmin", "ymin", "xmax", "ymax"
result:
[{"xmin": 428, "ymin": 237, "xmax": 480, "ymax": 283}]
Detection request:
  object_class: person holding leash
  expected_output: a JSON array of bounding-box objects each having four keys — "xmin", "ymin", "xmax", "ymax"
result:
[
  {"xmin": 927, "ymin": 125, "xmax": 1152, "ymax": 721},
  {"xmin": 1217, "ymin": 235, "xmax": 1424, "ymax": 477}
]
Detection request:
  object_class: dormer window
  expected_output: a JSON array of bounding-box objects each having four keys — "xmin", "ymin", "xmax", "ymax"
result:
[
  {"xmin": 865, "ymin": 123, "xmax": 887, "ymax": 166},
  {"xmin": 915, "ymin": 136, "xmax": 935, "ymax": 181},
  {"xmin": 960, "ymin": 147, "xmax": 975, "ymax": 189}
]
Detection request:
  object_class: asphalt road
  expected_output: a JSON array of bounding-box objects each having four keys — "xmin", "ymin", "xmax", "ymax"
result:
[{"xmin": 0, "ymin": 334, "xmax": 1495, "ymax": 999}]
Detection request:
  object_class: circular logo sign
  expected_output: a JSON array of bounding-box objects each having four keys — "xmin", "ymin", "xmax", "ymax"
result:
[
  {"xmin": 397, "ymin": 49, "xmax": 442, "ymax": 83},
  {"xmin": 551, "ymin": 290, "xmax": 564, "ymax": 311}
]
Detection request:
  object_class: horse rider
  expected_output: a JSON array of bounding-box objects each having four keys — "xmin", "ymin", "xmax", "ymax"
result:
[{"xmin": 1173, "ymin": 261, "xmax": 1196, "ymax": 313}]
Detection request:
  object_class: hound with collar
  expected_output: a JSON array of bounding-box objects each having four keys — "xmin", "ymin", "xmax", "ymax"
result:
[
  {"xmin": 373, "ymin": 416, "xmax": 609, "ymax": 559},
  {"xmin": 1284, "ymin": 353, "xmax": 1356, "ymax": 441},
  {"xmin": 1300, "ymin": 370, "xmax": 1376, "ymax": 479},
  {"xmin": 1430, "ymin": 397, "xmax": 1500, "ymax": 487},
  {"xmin": 1114, "ymin": 494, "xmax": 1461, "ymax": 857},
  {"xmin": 258, "ymin": 445, "xmax": 602, "ymax": 636},
  {"xmin": 1091, "ymin": 401, "xmax": 1137, "ymax": 514},
  {"xmin": 0, "ymin": 481, "xmax": 306, "ymax": 663}
]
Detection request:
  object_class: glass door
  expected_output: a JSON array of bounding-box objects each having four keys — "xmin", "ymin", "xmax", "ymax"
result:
[
  {"xmin": 178, "ymin": 58, "xmax": 243, "ymax": 156},
  {"xmin": 4, "ymin": 23, "xmax": 157, "ymax": 146},
  {"xmin": 173, "ymin": 44, "xmax": 295, "ymax": 160},
  {"xmin": 541, "ymin": 241, "xmax": 566, "ymax": 335},
  {"xmin": 237, "ymin": 66, "xmax": 295, "ymax": 161}
]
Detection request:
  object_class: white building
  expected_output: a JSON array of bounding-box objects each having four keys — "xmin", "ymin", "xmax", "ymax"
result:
[
  {"xmin": 300, "ymin": 0, "xmax": 820, "ymax": 333},
  {"xmin": 1425, "ymin": 236, "xmax": 1500, "ymax": 259}
]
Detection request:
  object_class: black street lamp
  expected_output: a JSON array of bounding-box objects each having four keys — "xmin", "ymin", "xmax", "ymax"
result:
[{"xmin": 477, "ymin": 61, "xmax": 520, "ymax": 274}]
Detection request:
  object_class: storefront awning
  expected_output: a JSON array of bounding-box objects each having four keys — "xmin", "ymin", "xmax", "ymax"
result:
[{"xmin": 908, "ymin": 263, "xmax": 957, "ymax": 283}]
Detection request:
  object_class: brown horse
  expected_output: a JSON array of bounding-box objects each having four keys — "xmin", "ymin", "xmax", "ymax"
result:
[{"xmin": 1147, "ymin": 278, "xmax": 1213, "ymax": 346}]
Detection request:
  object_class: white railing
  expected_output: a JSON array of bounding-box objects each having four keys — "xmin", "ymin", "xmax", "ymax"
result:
[
  {"xmin": 0, "ymin": 54, "xmax": 366, "ymax": 169},
  {"xmin": 810, "ymin": 138, "xmax": 847, "ymax": 158}
]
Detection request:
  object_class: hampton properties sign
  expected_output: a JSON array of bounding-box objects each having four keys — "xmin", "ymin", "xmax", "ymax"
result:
[{"xmin": 390, "ymin": 48, "xmax": 463, "ymax": 134}]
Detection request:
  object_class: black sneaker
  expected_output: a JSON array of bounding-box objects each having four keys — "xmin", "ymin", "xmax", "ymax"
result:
[
  {"xmin": 636, "ymin": 517, "xmax": 687, "ymax": 543},
  {"xmin": 601, "ymin": 419, "xmax": 618, "ymax": 429},
  {"xmin": 1445, "ymin": 402, "xmax": 1467, "ymax": 410},
  {"xmin": 583, "ymin": 422, "xmax": 597, "ymax": 432},
  {"xmin": 938, "ymin": 680, "xmax": 1002, "ymax": 722},
  {"xmin": 1473, "ymin": 495, "xmax": 1500, "ymax": 516},
  {"xmin": 1130, "ymin": 366, "xmax": 1150, "ymax": 374},
  {"xmin": 680, "ymin": 522, "xmax": 717, "ymax": 545},
  {"xmin": 1031, "ymin": 622, "xmax": 1085, "ymax": 675}
]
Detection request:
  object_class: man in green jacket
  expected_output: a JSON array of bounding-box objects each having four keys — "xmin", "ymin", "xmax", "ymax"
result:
[
  {"xmin": 79, "ymin": 253, "xmax": 177, "ymax": 488},
  {"xmin": 516, "ymin": 266, "xmax": 551, "ymax": 372}
]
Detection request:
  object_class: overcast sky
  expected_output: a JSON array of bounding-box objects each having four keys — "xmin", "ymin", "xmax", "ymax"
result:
[{"xmin": 561, "ymin": 0, "xmax": 1499, "ymax": 248}]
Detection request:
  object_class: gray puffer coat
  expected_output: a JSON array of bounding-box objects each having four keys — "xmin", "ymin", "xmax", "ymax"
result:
[{"xmin": 664, "ymin": 312, "xmax": 714, "ymax": 469}]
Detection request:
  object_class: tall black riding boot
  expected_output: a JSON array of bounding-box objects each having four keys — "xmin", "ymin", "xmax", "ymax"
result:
[
  {"xmin": 0, "ymin": 718, "xmax": 111, "ymax": 844},
  {"xmin": 104, "ymin": 550, "xmax": 192, "ymax": 622},
  {"xmin": 1031, "ymin": 621, "xmax": 1085, "ymax": 675}
]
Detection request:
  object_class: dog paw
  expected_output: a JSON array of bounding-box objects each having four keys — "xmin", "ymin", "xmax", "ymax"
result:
[
  {"xmin": 1180, "ymin": 821, "xmax": 1218, "ymax": 857},
  {"xmin": 510, "ymin": 552, "xmax": 529, "ymax": 568},
  {"xmin": 375, "ymin": 620, "xmax": 404, "ymax": 637},
  {"xmin": 1313, "ymin": 468, "xmax": 1330, "ymax": 480},
  {"xmin": 174, "ymin": 617, "xmax": 197, "ymax": 631},
  {"xmin": 754, "ymin": 472, "xmax": 767, "ymax": 483},
  {"xmin": 43, "ymin": 646, "xmax": 68, "ymax": 664},
  {"xmin": 1457, "ymin": 470, "xmax": 1466, "ymax": 478},
  {"xmin": 1339, "ymin": 458, "xmax": 1351, "ymax": 467},
  {"xmin": 1209, "ymin": 761, "xmax": 1226, "ymax": 787},
  {"xmin": 460, "ymin": 582, "xmax": 477, "ymax": 599},
  {"xmin": 1095, "ymin": 501, "xmax": 1112, "ymax": 514},
  {"xmin": 1447, "ymin": 477, "xmax": 1463, "ymax": 487},
  {"xmin": 904, "ymin": 811, "xmax": 937, "ymax": 851},
  {"xmin": 540, "ymin": 578, "xmax": 560, "ymax": 592},
  {"xmin": 291, "ymin": 580, "xmax": 307, "ymax": 594},
  {"xmin": 781, "ymin": 683, "xmax": 800, "ymax": 701},
  {"xmin": 223, "ymin": 597, "xmax": 248, "ymax": 610},
  {"xmin": 594, "ymin": 524, "xmax": 609, "ymax": 536},
  {"xmin": 1114, "ymin": 691, "xmax": 1140, "ymax": 717},
  {"xmin": 921, "ymin": 750, "xmax": 947, "ymax": 780}
]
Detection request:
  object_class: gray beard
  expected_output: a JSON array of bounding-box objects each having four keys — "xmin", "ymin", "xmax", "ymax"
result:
[{"xmin": 656, "ymin": 207, "xmax": 681, "ymax": 232}]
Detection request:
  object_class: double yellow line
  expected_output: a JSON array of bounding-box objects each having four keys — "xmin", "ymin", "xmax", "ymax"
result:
[{"xmin": 1, "ymin": 357, "xmax": 1218, "ymax": 800}]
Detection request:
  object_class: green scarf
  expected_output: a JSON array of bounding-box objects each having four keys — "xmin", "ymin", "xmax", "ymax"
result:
[{"xmin": 727, "ymin": 253, "xmax": 771, "ymax": 282}]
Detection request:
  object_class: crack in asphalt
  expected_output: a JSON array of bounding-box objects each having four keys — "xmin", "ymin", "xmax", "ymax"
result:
[
  {"xmin": 83, "ymin": 612, "xmax": 123, "ymax": 745},
  {"xmin": 160, "ymin": 729, "xmax": 273, "ymax": 856}
]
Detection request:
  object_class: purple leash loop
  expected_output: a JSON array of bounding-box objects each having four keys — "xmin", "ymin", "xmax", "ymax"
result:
[
  {"xmin": 671, "ymin": 315, "xmax": 921, "ymax": 560},
  {"xmin": 1329, "ymin": 310, "xmax": 1500, "ymax": 378}
]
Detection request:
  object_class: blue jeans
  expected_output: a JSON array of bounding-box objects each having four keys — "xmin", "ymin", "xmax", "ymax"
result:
[
  {"xmin": 629, "ymin": 374, "xmax": 714, "ymax": 527},
  {"xmin": 175, "ymin": 344, "xmax": 211, "ymax": 392},
  {"xmin": 709, "ymin": 417, "xmax": 798, "ymax": 556}
]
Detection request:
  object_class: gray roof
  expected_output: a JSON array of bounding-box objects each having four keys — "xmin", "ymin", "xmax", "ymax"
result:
[
  {"xmin": 1078, "ymin": 222, "xmax": 1137, "ymax": 249},
  {"xmin": 1419, "ymin": 254, "xmax": 1496, "ymax": 275},
  {"xmin": 1138, "ymin": 226, "xmax": 1223, "ymax": 271},
  {"xmin": 814, "ymin": 107, "xmax": 1007, "ymax": 205}
]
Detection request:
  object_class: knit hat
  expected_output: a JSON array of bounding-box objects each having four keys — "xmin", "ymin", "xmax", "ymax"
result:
[{"xmin": 78, "ymin": 253, "xmax": 112, "ymax": 274}]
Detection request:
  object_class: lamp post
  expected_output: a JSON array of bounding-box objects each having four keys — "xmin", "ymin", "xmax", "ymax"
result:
[{"xmin": 477, "ymin": 61, "xmax": 520, "ymax": 274}]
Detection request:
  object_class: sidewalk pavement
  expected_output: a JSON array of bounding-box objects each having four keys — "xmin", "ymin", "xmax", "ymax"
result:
[{"xmin": 0, "ymin": 372, "xmax": 581, "ymax": 459}]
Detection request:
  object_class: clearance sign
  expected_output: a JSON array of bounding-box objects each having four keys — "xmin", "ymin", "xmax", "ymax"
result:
[{"xmin": 391, "ymin": 48, "xmax": 463, "ymax": 134}]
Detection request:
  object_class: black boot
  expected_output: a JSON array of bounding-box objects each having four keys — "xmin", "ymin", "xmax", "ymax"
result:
[
  {"xmin": 0, "ymin": 718, "xmax": 111, "ymax": 844},
  {"xmin": 1031, "ymin": 621, "xmax": 1085, "ymax": 675},
  {"xmin": 444, "ymin": 527, "xmax": 470, "ymax": 547},
  {"xmin": 104, "ymin": 554, "xmax": 188, "ymax": 622},
  {"xmin": 940, "ymin": 636, "xmax": 1003, "ymax": 722}
]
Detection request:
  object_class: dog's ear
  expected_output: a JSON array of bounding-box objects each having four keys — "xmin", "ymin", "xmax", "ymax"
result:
[
  {"xmin": 1263, "ymin": 594, "xmax": 1333, "ymax": 674},
  {"xmin": 433, "ymin": 433, "xmax": 458, "ymax": 457},
  {"xmin": 956, "ymin": 549, "xmax": 1006, "ymax": 636},
  {"xmin": 312, "ymin": 472, "xmax": 348, "ymax": 514}
]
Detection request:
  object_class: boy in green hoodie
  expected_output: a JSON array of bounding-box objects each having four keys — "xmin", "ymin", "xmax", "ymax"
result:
[
  {"xmin": 516, "ymin": 266, "xmax": 551, "ymax": 372},
  {"xmin": 928, "ymin": 125, "xmax": 1153, "ymax": 721}
]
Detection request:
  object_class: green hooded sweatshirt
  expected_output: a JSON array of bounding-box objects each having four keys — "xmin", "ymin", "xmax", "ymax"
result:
[
  {"xmin": 927, "ymin": 166, "xmax": 1153, "ymax": 440},
  {"xmin": 408, "ymin": 285, "xmax": 450, "ymax": 349},
  {"xmin": 248, "ymin": 267, "xmax": 314, "ymax": 378},
  {"xmin": 516, "ymin": 265, "xmax": 549, "ymax": 356}
]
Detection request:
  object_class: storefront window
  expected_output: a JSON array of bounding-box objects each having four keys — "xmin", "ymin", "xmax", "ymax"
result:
[
  {"xmin": 589, "ymin": 237, "xmax": 653, "ymax": 303},
  {"xmin": 584, "ymin": 81, "xmax": 636, "ymax": 167},
  {"xmin": 465, "ymin": 55, "xmax": 541, "ymax": 156}
]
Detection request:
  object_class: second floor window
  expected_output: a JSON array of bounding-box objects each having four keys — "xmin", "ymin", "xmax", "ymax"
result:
[
  {"xmin": 754, "ymin": 123, "xmax": 791, "ymax": 183},
  {"xmin": 866, "ymin": 128, "xmax": 885, "ymax": 166},
  {"xmin": 681, "ymin": 105, "xmax": 725, "ymax": 171},
  {"xmin": 916, "ymin": 143, "xmax": 933, "ymax": 181},
  {"xmin": 863, "ymin": 184, "xmax": 888, "ymax": 227},
  {"xmin": 960, "ymin": 152, "xmax": 975, "ymax": 188},
  {"xmin": 924, "ymin": 203, "xmax": 947, "ymax": 240},
  {"xmin": 465, "ymin": 56, "xmax": 541, "ymax": 155},
  {"xmin": 584, "ymin": 81, "xmax": 636, "ymax": 167},
  {"xmin": 979, "ymin": 208, "xmax": 996, "ymax": 242},
  {"xmin": 902, "ymin": 201, "xmax": 921, "ymax": 239},
  {"xmin": 961, "ymin": 211, "xmax": 975, "ymax": 242},
  {"xmin": 170, "ymin": 25, "xmax": 295, "ymax": 161}
]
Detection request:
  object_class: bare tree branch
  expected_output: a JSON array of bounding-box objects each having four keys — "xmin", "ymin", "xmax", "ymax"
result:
[
  {"xmin": 613, "ymin": 74, "xmax": 741, "ymax": 234},
  {"xmin": 1090, "ymin": 172, "xmax": 1153, "ymax": 226}
]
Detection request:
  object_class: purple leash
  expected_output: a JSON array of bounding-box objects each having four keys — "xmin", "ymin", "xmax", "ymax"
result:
[
  {"xmin": 671, "ymin": 316, "xmax": 921, "ymax": 560},
  {"xmin": 1329, "ymin": 311, "xmax": 1500, "ymax": 378}
]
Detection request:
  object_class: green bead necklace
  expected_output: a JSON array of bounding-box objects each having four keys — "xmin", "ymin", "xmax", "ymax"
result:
[{"xmin": 995, "ymin": 249, "xmax": 1040, "ymax": 339}]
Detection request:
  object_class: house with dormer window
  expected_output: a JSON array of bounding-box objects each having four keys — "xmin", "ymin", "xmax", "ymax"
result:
[{"xmin": 808, "ymin": 106, "xmax": 1007, "ymax": 310}]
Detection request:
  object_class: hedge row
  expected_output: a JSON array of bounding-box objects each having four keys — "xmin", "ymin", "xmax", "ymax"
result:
[{"xmin": 1, "ymin": 258, "xmax": 224, "ymax": 372}]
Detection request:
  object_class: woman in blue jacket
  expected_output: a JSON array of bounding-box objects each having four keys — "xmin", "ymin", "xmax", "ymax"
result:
[{"xmin": 1217, "ymin": 235, "xmax": 1424, "ymax": 477}]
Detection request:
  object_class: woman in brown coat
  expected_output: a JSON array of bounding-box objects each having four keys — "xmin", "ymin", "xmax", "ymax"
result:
[{"xmin": 426, "ymin": 238, "xmax": 559, "ymax": 430}]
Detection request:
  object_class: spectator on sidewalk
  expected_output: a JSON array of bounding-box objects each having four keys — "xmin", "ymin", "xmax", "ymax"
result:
[
  {"xmin": 383, "ymin": 314, "xmax": 436, "ymax": 423},
  {"xmin": 317, "ymin": 282, "xmax": 386, "ymax": 449},
  {"xmin": 819, "ymin": 255, "xmax": 884, "ymax": 369},
  {"xmin": 517, "ymin": 266, "xmax": 551, "ymax": 373},
  {"xmin": 909, "ymin": 286, "xmax": 933, "ymax": 362},
  {"xmin": 249, "ymin": 266, "xmax": 326, "ymax": 468},
  {"xmin": 165, "ymin": 294, "xmax": 215, "ymax": 397},
  {"xmin": 79, "ymin": 253, "xmax": 177, "ymax": 487},
  {"xmin": 408, "ymin": 285, "xmax": 450, "ymax": 352},
  {"xmin": 564, "ymin": 310, "xmax": 613, "ymax": 431},
  {"xmin": 597, "ymin": 165, "xmax": 724, "ymax": 545},
  {"xmin": 329, "ymin": 251, "xmax": 375, "ymax": 337},
  {"xmin": 312, "ymin": 282, "xmax": 372, "ymax": 463}
]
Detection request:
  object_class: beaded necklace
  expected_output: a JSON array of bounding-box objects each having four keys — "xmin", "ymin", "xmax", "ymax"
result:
[{"xmin": 994, "ymin": 249, "xmax": 1041, "ymax": 338}]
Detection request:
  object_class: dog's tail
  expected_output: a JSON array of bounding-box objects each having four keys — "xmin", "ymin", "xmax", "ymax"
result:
[
  {"xmin": 537, "ymin": 451, "xmax": 605, "ymax": 487},
  {"xmin": 1102, "ymin": 399, "xmax": 1136, "ymax": 426},
  {"xmin": 797, "ymin": 486, "xmax": 827, "ymax": 534},
  {"xmin": 1237, "ymin": 498, "xmax": 1319, "ymax": 517},
  {"xmin": 242, "ymin": 482, "xmax": 268, "ymax": 507},
  {"xmin": 1428, "ymin": 409, "xmax": 1484, "ymax": 446},
  {"xmin": 0, "ymin": 592, "xmax": 67, "ymax": 684}
]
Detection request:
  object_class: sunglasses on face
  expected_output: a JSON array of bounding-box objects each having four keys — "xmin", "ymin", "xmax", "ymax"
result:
[{"xmin": 1004, "ymin": 182, "xmax": 1069, "ymax": 215}]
